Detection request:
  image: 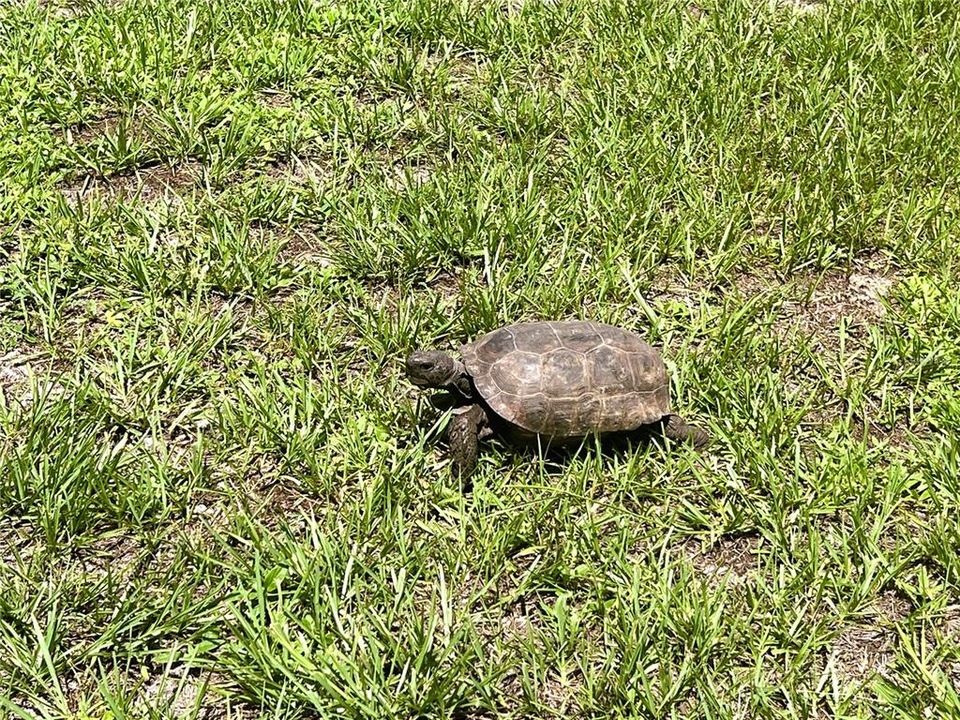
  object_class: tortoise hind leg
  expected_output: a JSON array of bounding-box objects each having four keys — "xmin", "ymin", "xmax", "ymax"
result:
[
  {"xmin": 661, "ymin": 414, "xmax": 711, "ymax": 449},
  {"xmin": 448, "ymin": 404, "xmax": 488, "ymax": 480}
]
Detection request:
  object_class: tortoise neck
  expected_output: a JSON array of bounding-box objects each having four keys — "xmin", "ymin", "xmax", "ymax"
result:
[{"xmin": 447, "ymin": 359, "xmax": 474, "ymax": 400}]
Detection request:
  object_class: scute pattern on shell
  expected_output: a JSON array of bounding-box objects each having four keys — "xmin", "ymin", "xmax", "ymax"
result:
[{"xmin": 461, "ymin": 321, "xmax": 670, "ymax": 438}]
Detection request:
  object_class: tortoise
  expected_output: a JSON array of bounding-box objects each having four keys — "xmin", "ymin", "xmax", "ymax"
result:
[{"xmin": 405, "ymin": 320, "xmax": 709, "ymax": 478}]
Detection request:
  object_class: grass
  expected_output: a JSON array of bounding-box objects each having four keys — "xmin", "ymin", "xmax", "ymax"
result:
[{"xmin": 1, "ymin": 0, "xmax": 959, "ymax": 716}]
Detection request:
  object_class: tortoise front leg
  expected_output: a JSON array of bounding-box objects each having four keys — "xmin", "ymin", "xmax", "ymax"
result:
[
  {"xmin": 661, "ymin": 414, "xmax": 711, "ymax": 449},
  {"xmin": 448, "ymin": 404, "xmax": 488, "ymax": 479}
]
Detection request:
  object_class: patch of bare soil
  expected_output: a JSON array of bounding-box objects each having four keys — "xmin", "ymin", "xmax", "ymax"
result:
[
  {"xmin": 143, "ymin": 670, "xmax": 214, "ymax": 718},
  {"xmin": 239, "ymin": 471, "xmax": 319, "ymax": 534},
  {"xmin": 41, "ymin": 0, "xmax": 124, "ymax": 17},
  {"xmin": 781, "ymin": 0, "xmax": 823, "ymax": 14},
  {"xmin": 27, "ymin": 529, "xmax": 170, "ymax": 605},
  {"xmin": 425, "ymin": 271, "xmax": 462, "ymax": 304},
  {"xmin": 140, "ymin": 669, "xmax": 257, "ymax": 720},
  {"xmin": 933, "ymin": 605, "xmax": 960, "ymax": 687},
  {"xmin": 538, "ymin": 668, "xmax": 583, "ymax": 714},
  {"xmin": 38, "ymin": 0, "xmax": 79, "ymax": 18},
  {"xmin": 726, "ymin": 256, "xmax": 899, "ymax": 348},
  {"xmin": 944, "ymin": 606, "xmax": 960, "ymax": 640},
  {"xmin": 495, "ymin": 607, "xmax": 584, "ymax": 717},
  {"xmin": 826, "ymin": 591, "xmax": 910, "ymax": 688},
  {"xmin": 258, "ymin": 90, "xmax": 294, "ymax": 109},
  {"xmin": 384, "ymin": 160, "xmax": 435, "ymax": 191},
  {"xmin": 498, "ymin": 595, "xmax": 541, "ymax": 642},
  {"xmin": 278, "ymin": 226, "xmax": 334, "ymax": 270},
  {"xmin": 0, "ymin": 348, "xmax": 33, "ymax": 391},
  {"xmin": 62, "ymin": 667, "xmax": 254, "ymax": 720},
  {"xmin": 652, "ymin": 255, "xmax": 909, "ymax": 441},
  {"xmin": 263, "ymin": 156, "xmax": 333, "ymax": 186},
  {"xmin": 781, "ymin": 261, "xmax": 897, "ymax": 348},
  {"xmin": 684, "ymin": 534, "xmax": 761, "ymax": 586},
  {"xmin": 447, "ymin": 53, "xmax": 485, "ymax": 82},
  {"xmin": 65, "ymin": 115, "xmax": 122, "ymax": 145},
  {"xmin": 0, "ymin": 348, "xmax": 66, "ymax": 408},
  {"xmin": 501, "ymin": 0, "xmax": 564, "ymax": 15},
  {"xmin": 647, "ymin": 266, "xmax": 713, "ymax": 313},
  {"xmin": 60, "ymin": 161, "xmax": 204, "ymax": 207},
  {"xmin": 732, "ymin": 256, "xmax": 911, "ymax": 441},
  {"xmin": 439, "ymin": 53, "xmax": 487, "ymax": 106},
  {"xmin": 475, "ymin": 552, "xmax": 550, "ymax": 648},
  {"xmin": 0, "ymin": 517, "xmax": 38, "ymax": 569},
  {"xmin": 73, "ymin": 531, "xmax": 144, "ymax": 582},
  {"xmin": 790, "ymin": 259, "xmax": 907, "ymax": 439}
]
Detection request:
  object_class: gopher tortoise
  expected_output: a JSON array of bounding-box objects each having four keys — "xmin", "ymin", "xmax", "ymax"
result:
[{"xmin": 405, "ymin": 320, "xmax": 710, "ymax": 478}]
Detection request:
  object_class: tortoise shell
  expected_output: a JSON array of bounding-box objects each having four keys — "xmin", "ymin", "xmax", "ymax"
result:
[{"xmin": 460, "ymin": 321, "xmax": 670, "ymax": 439}]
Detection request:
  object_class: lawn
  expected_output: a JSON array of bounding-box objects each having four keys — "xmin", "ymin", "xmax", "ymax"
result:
[{"xmin": 1, "ymin": 0, "xmax": 959, "ymax": 717}]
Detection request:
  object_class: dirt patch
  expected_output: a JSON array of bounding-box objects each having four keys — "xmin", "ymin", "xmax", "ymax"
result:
[
  {"xmin": 684, "ymin": 534, "xmax": 761, "ymax": 586},
  {"xmin": 781, "ymin": 0, "xmax": 823, "ymax": 14},
  {"xmin": 474, "ymin": 551, "xmax": 551, "ymax": 646},
  {"xmin": 384, "ymin": 160, "xmax": 435, "ymax": 191},
  {"xmin": 0, "ymin": 348, "xmax": 65, "ymax": 408},
  {"xmin": 930, "ymin": 606, "xmax": 960, "ymax": 690},
  {"xmin": 496, "ymin": 670, "xmax": 583, "ymax": 717},
  {"xmin": 74, "ymin": 531, "xmax": 144, "ymax": 583},
  {"xmin": 785, "ymin": 263, "xmax": 897, "ymax": 340},
  {"xmin": 856, "ymin": 415, "xmax": 917, "ymax": 449},
  {"xmin": 538, "ymin": 668, "xmax": 582, "ymax": 714},
  {"xmin": 143, "ymin": 670, "xmax": 211, "ymax": 717},
  {"xmin": 69, "ymin": 667, "xmax": 255, "ymax": 720},
  {"xmin": 426, "ymin": 271, "xmax": 462, "ymax": 304},
  {"xmin": 60, "ymin": 161, "xmax": 204, "ymax": 207},
  {"xmin": 263, "ymin": 156, "xmax": 333, "ymax": 186},
  {"xmin": 222, "ymin": 458, "xmax": 322, "ymax": 535},
  {"xmin": 499, "ymin": 596, "xmax": 540, "ymax": 641},
  {"xmin": 828, "ymin": 625, "xmax": 895, "ymax": 686},
  {"xmin": 827, "ymin": 591, "xmax": 910, "ymax": 687},
  {"xmin": 447, "ymin": 54, "xmax": 484, "ymax": 82},
  {"xmin": 0, "ymin": 517, "xmax": 39, "ymax": 568},
  {"xmin": 646, "ymin": 265, "xmax": 715, "ymax": 314},
  {"xmin": 41, "ymin": 0, "xmax": 123, "ymax": 17},
  {"xmin": 730, "ymin": 256, "xmax": 899, "ymax": 344},
  {"xmin": 779, "ymin": 258, "xmax": 905, "ymax": 437},
  {"xmin": 731, "ymin": 263, "xmax": 784, "ymax": 302},
  {"xmin": 494, "ymin": 602, "xmax": 583, "ymax": 716},
  {"xmin": 730, "ymin": 256, "xmax": 902, "ymax": 421},
  {"xmin": 944, "ymin": 606, "xmax": 960, "ymax": 640},
  {"xmin": 278, "ymin": 226, "xmax": 334, "ymax": 269},
  {"xmin": 501, "ymin": 0, "xmax": 563, "ymax": 15},
  {"xmin": 38, "ymin": 0, "xmax": 80, "ymax": 18},
  {"xmin": 250, "ymin": 480, "xmax": 312, "ymax": 528},
  {"xmin": 566, "ymin": 256, "xmax": 904, "ymax": 440},
  {"xmin": 65, "ymin": 115, "xmax": 122, "ymax": 146},
  {"xmin": 0, "ymin": 348, "xmax": 33, "ymax": 391},
  {"xmin": 140, "ymin": 668, "xmax": 251, "ymax": 719},
  {"xmin": 50, "ymin": 659, "xmax": 254, "ymax": 719},
  {"xmin": 258, "ymin": 90, "xmax": 294, "ymax": 110}
]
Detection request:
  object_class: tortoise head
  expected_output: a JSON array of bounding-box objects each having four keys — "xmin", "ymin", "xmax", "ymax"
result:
[{"xmin": 405, "ymin": 351, "xmax": 460, "ymax": 389}]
